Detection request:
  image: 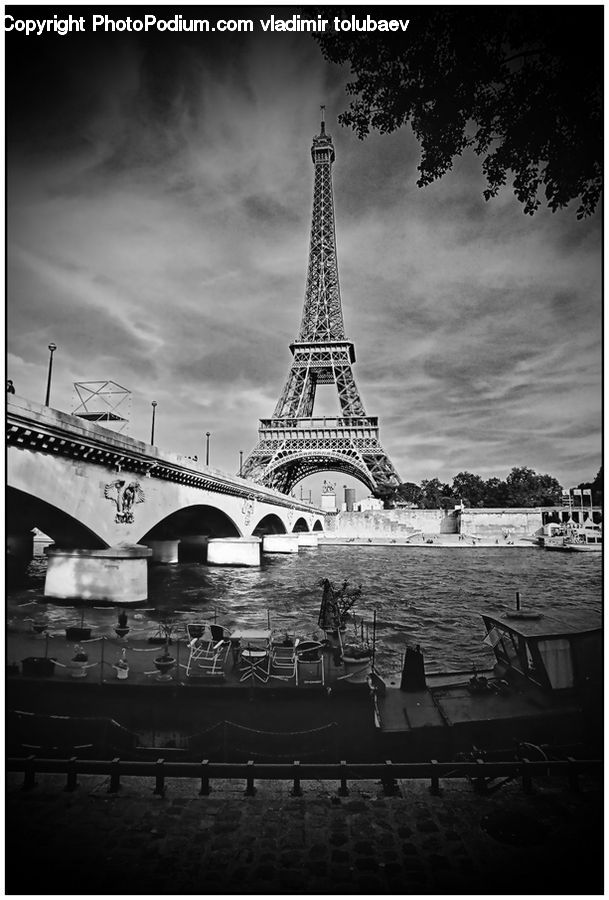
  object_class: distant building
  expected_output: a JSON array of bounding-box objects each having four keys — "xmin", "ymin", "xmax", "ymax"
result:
[
  {"xmin": 355, "ymin": 496, "xmax": 384, "ymax": 511},
  {"xmin": 344, "ymin": 487, "xmax": 356, "ymax": 512}
]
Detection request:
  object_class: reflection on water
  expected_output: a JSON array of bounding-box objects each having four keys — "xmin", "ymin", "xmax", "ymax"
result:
[{"xmin": 9, "ymin": 547, "xmax": 602, "ymax": 678}]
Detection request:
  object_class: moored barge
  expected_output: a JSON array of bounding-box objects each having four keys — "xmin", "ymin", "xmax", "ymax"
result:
[{"xmin": 6, "ymin": 604, "xmax": 601, "ymax": 764}]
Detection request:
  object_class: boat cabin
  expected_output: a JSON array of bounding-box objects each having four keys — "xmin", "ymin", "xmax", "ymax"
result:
[
  {"xmin": 572, "ymin": 524, "xmax": 602, "ymax": 546},
  {"xmin": 481, "ymin": 612, "xmax": 602, "ymax": 693}
]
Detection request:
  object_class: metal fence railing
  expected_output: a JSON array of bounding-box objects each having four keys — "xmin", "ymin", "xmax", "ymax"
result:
[{"xmin": 7, "ymin": 755, "xmax": 602, "ymax": 798}]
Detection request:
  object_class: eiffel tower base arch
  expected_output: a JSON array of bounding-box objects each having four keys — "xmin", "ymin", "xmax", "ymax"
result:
[{"xmin": 242, "ymin": 436, "xmax": 399, "ymax": 496}]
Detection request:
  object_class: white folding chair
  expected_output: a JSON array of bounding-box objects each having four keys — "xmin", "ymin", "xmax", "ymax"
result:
[
  {"xmin": 270, "ymin": 637, "xmax": 297, "ymax": 681},
  {"xmin": 185, "ymin": 624, "xmax": 230, "ymax": 678}
]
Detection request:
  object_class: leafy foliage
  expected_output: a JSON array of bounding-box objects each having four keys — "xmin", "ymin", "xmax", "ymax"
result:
[
  {"xmin": 396, "ymin": 482, "xmax": 423, "ymax": 506},
  {"xmin": 451, "ymin": 472, "xmax": 486, "ymax": 508},
  {"xmin": 420, "ymin": 477, "xmax": 453, "ymax": 509},
  {"xmin": 383, "ymin": 465, "xmax": 581, "ymax": 508},
  {"xmin": 505, "ymin": 466, "xmax": 562, "ymax": 507},
  {"xmin": 315, "ymin": 8, "xmax": 602, "ymax": 217},
  {"xmin": 577, "ymin": 466, "xmax": 603, "ymax": 506},
  {"xmin": 373, "ymin": 465, "xmax": 593, "ymax": 508},
  {"xmin": 372, "ymin": 481, "xmax": 400, "ymax": 507},
  {"xmin": 318, "ymin": 577, "xmax": 363, "ymax": 631}
]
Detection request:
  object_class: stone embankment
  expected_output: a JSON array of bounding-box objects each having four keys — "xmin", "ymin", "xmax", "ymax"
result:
[
  {"xmin": 324, "ymin": 507, "xmax": 544, "ymax": 546},
  {"xmin": 320, "ymin": 533, "xmax": 534, "ymax": 549},
  {"xmin": 6, "ymin": 771, "xmax": 602, "ymax": 894}
]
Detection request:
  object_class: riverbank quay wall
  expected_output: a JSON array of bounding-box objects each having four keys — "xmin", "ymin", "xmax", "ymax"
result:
[{"xmin": 324, "ymin": 508, "xmax": 559, "ymax": 541}]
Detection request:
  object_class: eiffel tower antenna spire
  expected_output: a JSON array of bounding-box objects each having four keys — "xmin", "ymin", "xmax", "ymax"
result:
[{"xmin": 241, "ymin": 117, "xmax": 400, "ymax": 495}]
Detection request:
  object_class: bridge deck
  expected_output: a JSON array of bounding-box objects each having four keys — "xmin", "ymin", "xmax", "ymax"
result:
[{"xmin": 7, "ymin": 394, "xmax": 324, "ymax": 513}]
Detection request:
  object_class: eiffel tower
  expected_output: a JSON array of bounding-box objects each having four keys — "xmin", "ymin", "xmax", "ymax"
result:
[{"xmin": 241, "ymin": 110, "xmax": 400, "ymax": 495}]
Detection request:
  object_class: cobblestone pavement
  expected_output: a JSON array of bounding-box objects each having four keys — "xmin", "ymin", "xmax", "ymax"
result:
[{"xmin": 6, "ymin": 772, "xmax": 602, "ymax": 895}]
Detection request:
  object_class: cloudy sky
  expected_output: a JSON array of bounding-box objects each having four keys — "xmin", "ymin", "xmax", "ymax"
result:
[{"xmin": 6, "ymin": 5, "xmax": 602, "ymax": 502}]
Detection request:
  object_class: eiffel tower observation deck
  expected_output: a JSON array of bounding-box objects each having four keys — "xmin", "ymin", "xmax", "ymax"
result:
[{"xmin": 241, "ymin": 110, "xmax": 400, "ymax": 495}]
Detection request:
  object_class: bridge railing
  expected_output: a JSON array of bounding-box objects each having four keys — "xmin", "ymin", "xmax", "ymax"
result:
[
  {"xmin": 8, "ymin": 755, "xmax": 601, "ymax": 797},
  {"xmin": 261, "ymin": 416, "xmax": 379, "ymax": 428}
]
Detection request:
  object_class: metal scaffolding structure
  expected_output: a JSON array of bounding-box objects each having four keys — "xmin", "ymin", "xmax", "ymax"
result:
[
  {"xmin": 72, "ymin": 381, "xmax": 131, "ymax": 433},
  {"xmin": 242, "ymin": 111, "xmax": 400, "ymax": 494}
]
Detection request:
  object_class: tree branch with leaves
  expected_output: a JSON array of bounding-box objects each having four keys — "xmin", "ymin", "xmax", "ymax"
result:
[{"xmin": 315, "ymin": 8, "xmax": 601, "ymax": 218}]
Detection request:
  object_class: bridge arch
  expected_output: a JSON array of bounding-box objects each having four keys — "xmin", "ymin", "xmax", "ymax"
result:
[
  {"xmin": 292, "ymin": 517, "xmax": 310, "ymax": 533},
  {"xmin": 265, "ymin": 450, "xmax": 376, "ymax": 495},
  {"xmin": 7, "ymin": 487, "xmax": 108, "ymax": 549},
  {"xmin": 252, "ymin": 514, "xmax": 287, "ymax": 536},
  {"xmin": 138, "ymin": 504, "xmax": 241, "ymax": 543},
  {"xmin": 312, "ymin": 519, "xmax": 324, "ymax": 532}
]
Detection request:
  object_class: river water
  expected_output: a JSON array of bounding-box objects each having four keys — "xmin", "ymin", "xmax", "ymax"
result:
[{"xmin": 9, "ymin": 546, "xmax": 602, "ymax": 680}]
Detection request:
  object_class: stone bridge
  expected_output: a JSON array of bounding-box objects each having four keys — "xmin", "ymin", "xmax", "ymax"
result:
[{"xmin": 7, "ymin": 396, "xmax": 325, "ymax": 603}]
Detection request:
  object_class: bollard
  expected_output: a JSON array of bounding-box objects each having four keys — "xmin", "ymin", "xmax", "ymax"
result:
[
  {"xmin": 109, "ymin": 757, "xmax": 121, "ymax": 793},
  {"xmin": 291, "ymin": 760, "xmax": 302, "ymax": 797},
  {"xmin": 64, "ymin": 756, "xmax": 78, "ymax": 792},
  {"xmin": 429, "ymin": 759, "xmax": 441, "ymax": 796},
  {"xmin": 521, "ymin": 759, "xmax": 533, "ymax": 794},
  {"xmin": 199, "ymin": 759, "xmax": 211, "ymax": 796},
  {"xmin": 23, "ymin": 755, "xmax": 36, "ymax": 792},
  {"xmin": 382, "ymin": 760, "xmax": 399, "ymax": 797},
  {"xmin": 154, "ymin": 758, "xmax": 166, "ymax": 796},
  {"xmin": 338, "ymin": 760, "xmax": 349, "ymax": 797},
  {"xmin": 245, "ymin": 760, "xmax": 256, "ymax": 796}
]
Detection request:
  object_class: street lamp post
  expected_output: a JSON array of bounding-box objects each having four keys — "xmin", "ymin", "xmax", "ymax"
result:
[
  {"xmin": 150, "ymin": 401, "xmax": 158, "ymax": 445},
  {"xmin": 206, "ymin": 432, "xmax": 211, "ymax": 466},
  {"xmin": 44, "ymin": 343, "xmax": 57, "ymax": 407},
  {"xmin": 239, "ymin": 450, "xmax": 243, "ymax": 477}
]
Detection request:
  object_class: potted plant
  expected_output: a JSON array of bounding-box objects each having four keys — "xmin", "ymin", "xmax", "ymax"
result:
[
  {"xmin": 152, "ymin": 618, "xmax": 177, "ymax": 681},
  {"xmin": 65, "ymin": 609, "xmax": 92, "ymax": 642},
  {"xmin": 31, "ymin": 619, "xmax": 48, "ymax": 638},
  {"xmin": 317, "ymin": 578, "xmax": 362, "ymax": 635},
  {"xmin": 21, "ymin": 656, "xmax": 56, "ymax": 677},
  {"xmin": 22, "ymin": 631, "xmax": 56, "ymax": 676},
  {"xmin": 114, "ymin": 609, "xmax": 130, "ymax": 641},
  {"xmin": 112, "ymin": 648, "xmax": 130, "ymax": 680},
  {"xmin": 340, "ymin": 617, "xmax": 373, "ymax": 680},
  {"xmin": 69, "ymin": 644, "xmax": 90, "ymax": 678},
  {"xmin": 341, "ymin": 641, "xmax": 372, "ymax": 664}
]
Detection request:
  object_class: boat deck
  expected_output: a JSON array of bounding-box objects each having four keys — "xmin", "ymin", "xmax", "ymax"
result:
[
  {"xmin": 379, "ymin": 679, "xmax": 581, "ymax": 734},
  {"xmin": 6, "ymin": 624, "xmax": 379, "ymax": 761},
  {"xmin": 6, "ymin": 624, "xmax": 369, "ymax": 692}
]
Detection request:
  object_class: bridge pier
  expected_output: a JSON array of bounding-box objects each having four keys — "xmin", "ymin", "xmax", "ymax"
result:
[
  {"xmin": 143, "ymin": 539, "xmax": 181, "ymax": 564},
  {"xmin": 44, "ymin": 545, "xmax": 152, "ymax": 604},
  {"xmin": 262, "ymin": 534, "xmax": 300, "ymax": 554},
  {"xmin": 207, "ymin": 537, "xmax": 260, "ymax": 567},
  {"xmin": 296, "ymin": 532, "xmax": 319, "ymax": 548}
]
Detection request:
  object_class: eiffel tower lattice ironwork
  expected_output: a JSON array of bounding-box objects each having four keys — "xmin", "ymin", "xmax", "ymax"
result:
[{"xmin": 241, "ymin": 111, "xmax": 400, "ymax": 495}]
